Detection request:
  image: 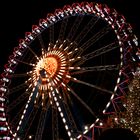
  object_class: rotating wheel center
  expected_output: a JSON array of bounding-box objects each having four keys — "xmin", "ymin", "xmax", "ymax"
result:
[
  {"xmin": 43, "ymin": 57, "xmax": 58, "ymax": 77},
  {"xmin": 35, "ymin": 56, "xmax": 59, "ymax": 79}
]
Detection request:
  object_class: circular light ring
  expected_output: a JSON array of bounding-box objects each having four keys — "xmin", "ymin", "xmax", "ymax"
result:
[{"xmin": 1, "ymin": 2, "xmax": 138, "ymax": 138}]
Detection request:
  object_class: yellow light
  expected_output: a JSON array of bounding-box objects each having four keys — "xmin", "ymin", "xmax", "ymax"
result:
[{"xmin": 44, "ymin": 57, "xmax": 58, "ymax": 77}]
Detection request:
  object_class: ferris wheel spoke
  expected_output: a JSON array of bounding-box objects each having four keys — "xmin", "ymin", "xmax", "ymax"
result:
[
  {"xmin": 8, "ymin": 83, "xmax": 28, "ymax": 95},
  {"xmin": 71, "ymin": 78, "xmax": 114, "ymax": 94},
  {"xmin": 10, "ymin": 105, "xmax": 25, "ymax": 130},
  {"xmin": 35, "ymin": 102, "xmax": 51, "ymax": 140},
  {"xmin": 61, "ymin": 89, "xmax": 78, "ymax": 132},
  {"xmin": 37, "ymin": 34, "xmax": 47, "ymax": 50},
  {"xmin": 75, "ymin": 41, "xmax": 119, "ymax": 66},
  {"xmin": 58, "ymin": 18, "xmax": 68, "ymax": 41},
  {"xmin": 83, "ymin": 41, "xmax": 118, "ymax": 59},
  {"xmin": 16, "ymin": 86, "xmax": 39, "ymax": 137},
  {"xmin": 62, "ymin": 102, "xmax": 79, "ymax": 135},
  {"xmin": 61, "ymin": 87, "xmax": 72, "ymax": 105},
  {"xmin": 49, "ymin": 24, "xmax": 55, "ymax": 44},
  {"xmin": 51, "ymin": 90, "xmax": 79, "ymax": 138},
  {"xmin": 79, "ymin": 25, "xmax": 111, "ymax": 53},
  {"xmin": 67, "ymin": 86, "xmax": 97, "ymax": 118},
  {"xmin": 11, "ymin": 72, "xmax": 30, "ymax": 78},
  {"xmin": 23, "ymin": 101, "xmax": 42, "ymax": 140},
  {"xmin": 72, "ymin": 25, "xmax": 111, "ymax": 60},
  {"xmin": 60, "ymin": 40, "xmax": 78, "ymax": 54},
  {"xmin": 15, "ymin": 58, "xmax": 35, "ymax": 66},
  {"xmin": 7, "ymin": 92, "xmax": 29, "ymax": 113},
  {"xmin": 71, "ymin": 65, "xmax": 119, "ymax": 75},
  {"xmin": 75, "ymin": 15, "xmax": 99, "ymax": 44},
  {"xmin": 52, "ymin": 105, "xmax": 59, "ymax": 140},
  {"xmin": 23, "ymin": 109, "xmax": 39, "ymax": 140},
  {"xmin": 27, "ymin": 45, "xmax": 39, "ymax": 60},
  {"xmin": 67, "ymin": 15, "xmax": 84, "ymax": 41},
  {"xmin": 17, "ymin": 104, "xmax": 36, "ymax": 138}
]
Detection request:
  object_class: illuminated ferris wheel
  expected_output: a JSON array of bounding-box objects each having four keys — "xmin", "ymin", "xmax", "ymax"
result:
[{"xmin": 0, "ymin": 2, "xmax": 139, "ymax": 140}]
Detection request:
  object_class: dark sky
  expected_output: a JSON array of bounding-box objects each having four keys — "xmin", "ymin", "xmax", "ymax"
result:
[{"xmin": 0, "ymin": 0, "xmax": 139, "ymax": 73}]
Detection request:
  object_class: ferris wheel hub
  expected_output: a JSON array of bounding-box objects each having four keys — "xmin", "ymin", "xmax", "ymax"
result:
[
  {"xmin": 41, "ymin": 57, "xmax": 58, "ymax": 77},
  {"xmin": 32, "ymin": 46, "xmax": 69, "ymax": 89}
]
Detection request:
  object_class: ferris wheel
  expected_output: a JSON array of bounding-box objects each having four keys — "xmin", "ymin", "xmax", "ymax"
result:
[{"xmin": 0, "ymin": 2, "xmax": 139, "ymax": 140}]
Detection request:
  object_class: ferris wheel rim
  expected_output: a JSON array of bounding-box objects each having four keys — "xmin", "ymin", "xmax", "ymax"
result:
[{"xmin": 0, "ymin": 1, "xmax": 139, "ymax": 140}]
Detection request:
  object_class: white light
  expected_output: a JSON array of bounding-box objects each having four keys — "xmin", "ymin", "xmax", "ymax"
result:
[
  {"xmin": 61, "ymin": 82, "xmax": 66, "ymax": 87},
  {"xmin": 3, "ymin": 137, "xmax": 11, "ymax": 140},
  {"xmin": 0, "ymin": 117, "xmax": 6, "ymax": 121},
  {"xmin": 60, "ymin": 112, "xmax": 64, "ymax": 117},
  {"xmin": 23, "ymin": 109, "xmax": 26, "ymax": 114},
  {"xmin": 120, "ymin": 61, "xmax": 123, "ymax": 66},
  {"xmin": 0, "ymin": 97, "xmax": 5, "ymax": 101},
  {"xmin": 3, "ymin": 77, "xmax": 9, "ymax": 82},
  {"xmin": 83, "ymin": 129, "xmax": 88, "ymax": 134},
  {"xmin": 17, "ymin": 126, "xmax": 20, "ymax": 131},
  {"xmin": 120, "ymin": 47, "xmax": 123, "ymax": 52},
  {"xmin": 99, "ymin": 122, "xmax": 103, "ymax": 126},
  {"xmin": 67, "ymin": 88, "xmax": 70, "ymax": 91},
  {"xmin": 117, "ymin": 78, "xmax": 120, "ymax": 84},
  {"xmin": 58, "ymin": 107, "xmax": 61, "ymax": 112},
  {"xmin": 28, "ymin": 135, "xmax": 32, "ymax": 139},
  {"xmin": 84, "ymin": 125, "xmax": 88, "ymax": 130},
  {"xmin": 56, "ymin": 102, "xmax": 59, "ymax": 107},
  {"xmin": 64, "ymin": 46, "xmax": 68, "ymax": 50},
  {"xmin": 66, "ymin": 75, "xmax": 71, "ymax": 78},
  {"xmin": 13, "ymin": 133, "xmax": 17, "ymax": 137},
  {"xmin": 90, "ymin": 123, "xmax": 95, "ymax": 128},
  {"xmin": 68, "ymin": 131, "xmax": 71, "ymax": 136},
  {"xmin": 106, "ymin": 102, "xmax": 110, "ymax": 108},
  {"xmin": 50, "ymin": 87, "xmax": 53, "ymax": 91},
  {"xmin": 0, "ymin": 107, "xmax": 4, "ymax": 111},
  {"xmin": 117, "ymin": 35, "xmax": 120, "ymax": 39},
  {"xmin": 0, "ymin": 127, "xmax": 7, "ymax": 131},
  {"xmin": 114, "ymin": 117, "xmax": 118, "ymax": 121},
  {"xmin": 69, "ymin": 67, "xmax": 74, "ymax": 70},
  {"xmin": 62, "ymin": 118, "xmax": 66, "ymax": 123},
  {"xmin": 77, "ymin": 135, "xmax": 82, "ymax": 139},
  {"xmin": 68, "ymin": 51, "xmax": 72, "ymax": 55},
  {"xmin": 57, "ymin": 75, "xmax": 62, "ymax": 78},
  {"xmin": 111, "ymin": 94, "xmax": 115, "ymax": 100},
  {"xmin": 25, "ymin": 104, "xmax": 28, "ymax": 109},
  {"xmin": 54, "ymin": 97, "xmax": 57, "ymax": 101},
  {"xmin": 55, "ymin": 88, "xmax": 59, "ymax": 94},
  {"xmin": 19, "ymin": 120, "xmax": 22, "ymax": 125},
  {"xmin": 0, "ymin": 87, "xmax": 7, "ymax": 92},
  {"xmin": 96, "ymin": 118, "xmax": 99, "ymax": 122},
  {"xmin": 65, "ymin": 125, "xmax": 69, "ymax": 130},
  {"xmin": 119, "ymin": 41, "xmax": 122, "ymax": 45},
  {"xmin": 73, "ymin": 78, "xmax": 77, "ymax": 81}
]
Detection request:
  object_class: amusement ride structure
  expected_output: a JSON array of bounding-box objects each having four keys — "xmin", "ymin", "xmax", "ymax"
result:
[{"xmin": 0, "ymin": 1, "xmax": 139, "ymax": 140}]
